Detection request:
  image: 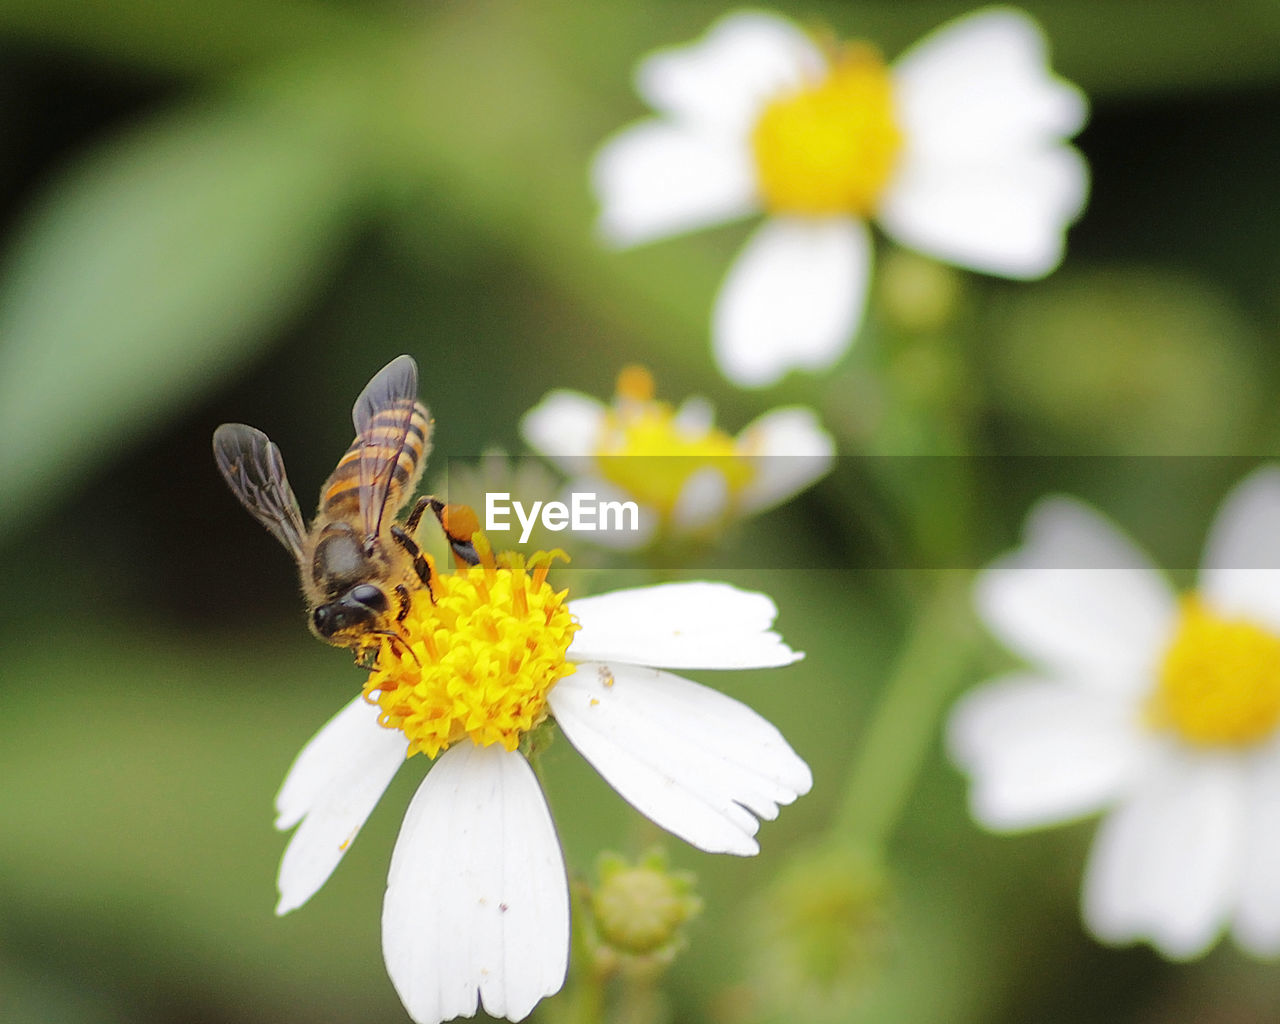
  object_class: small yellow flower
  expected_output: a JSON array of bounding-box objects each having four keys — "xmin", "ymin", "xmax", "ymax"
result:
[{"xmin": 521, "ymin": 366, "xmax": 833, "ymax": 547}]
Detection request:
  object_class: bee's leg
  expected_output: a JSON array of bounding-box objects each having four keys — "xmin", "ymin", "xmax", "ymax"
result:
[
  {"xmin": 390, "ymin": 524, "xmax": 436, "ymax": 594},
  {"xmin": 394, "ymin": 583, "xmax": 412, "ymax": 622},
  {"xmin": 367, "ymin": 629, "xmax": 419, "ymax": 666},
  {"xmin": 404, "ymin": 496, "xmax": 431, "ymax": 536},
  {"xmin": 401, "ymin": 496, "xmax": 480, "ymax": 569},
  {"xmin": 427, "ymin": 498, "xmax": 482, "ymax": 567}
]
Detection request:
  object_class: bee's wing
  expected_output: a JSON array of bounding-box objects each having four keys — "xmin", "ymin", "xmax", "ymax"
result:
[
  {"xmin": 351, "ymin": 355, "xmax": 419, "ymax": 541},
  {"xmin": 212, "ymin": 423, "xmax": 308, "ymax": 561}
]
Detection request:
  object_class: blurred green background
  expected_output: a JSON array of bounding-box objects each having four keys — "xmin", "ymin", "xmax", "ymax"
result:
[{"xmin": 2, "ymin": 1, "xmax": 1280, "ymax": 1022}]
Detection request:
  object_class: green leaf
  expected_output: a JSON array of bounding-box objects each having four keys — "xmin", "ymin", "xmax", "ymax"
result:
[{"xmin": 0, "ymin": 85, "xmax": 362, "ymax": 533}]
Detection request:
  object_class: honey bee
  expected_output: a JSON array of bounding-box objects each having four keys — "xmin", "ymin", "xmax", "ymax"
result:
[{"xmin": 213, "ymin": 355, "xmax": 476, "ymax": 662}]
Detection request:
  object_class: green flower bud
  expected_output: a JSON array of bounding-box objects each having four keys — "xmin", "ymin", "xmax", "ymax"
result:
[{"xmin": 588, "ymin": 850, "xmax": 702, "ymax": 969}]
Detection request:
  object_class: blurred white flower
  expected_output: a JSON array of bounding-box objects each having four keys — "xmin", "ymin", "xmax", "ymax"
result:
[
  {"xmin": 593, "ymin": 7, "xmax": 1088, "ymax": 387},
  {"xmin": 522, "ymin": 363, "xmax": 834, "ymax": 547},
  {"xmin": 950, "ymin": 467, "xmax": 1280, "ymax": 959},
  {"xmin": 274, "ymin": 540, "xmax": 812, "ymax": 1024},
  {"xmin": 521, "ymin": 365, "xmax": 834, "ymax": 548}
]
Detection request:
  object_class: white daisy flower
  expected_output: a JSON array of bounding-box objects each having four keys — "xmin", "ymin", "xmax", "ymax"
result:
[
  {"xmin": 949, "ymin": 467, "xmax": 1280, "ymax": 959},
  {"xmin": 592, "ymin": 7, "xmax": 1089, "ymax": 387},
  {"xmin": 520, "ymin": 365, "xmax": 834, "ymax": 548},
  {"xmin": 274, "ymin": 537, "xmax": 812, "ymax": 1024}
]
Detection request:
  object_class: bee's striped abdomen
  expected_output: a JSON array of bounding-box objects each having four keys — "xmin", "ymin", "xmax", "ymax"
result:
[{"xmin": 318, "ymin": 400, "xmax": 432, "ymax": 529}]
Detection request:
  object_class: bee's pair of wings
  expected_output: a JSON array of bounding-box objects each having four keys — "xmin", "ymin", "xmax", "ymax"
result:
[{"xmin": 213, "ymin": 355, "xmax": 422, "ymax": 560}]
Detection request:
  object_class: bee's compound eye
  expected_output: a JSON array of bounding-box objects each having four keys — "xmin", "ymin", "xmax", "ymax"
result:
[
  {"xmin": 349, "ymin": 583, "xmax": 388, "ymax": 612},
  {"xmin": 313, "ymin": 605, "xmax": 336, "ymax": 636}
]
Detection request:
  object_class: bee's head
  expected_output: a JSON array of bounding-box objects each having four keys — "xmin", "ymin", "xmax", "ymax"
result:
[{"xmin": 312, "ymin": 583, "xmax": 391, "ymax": 641}]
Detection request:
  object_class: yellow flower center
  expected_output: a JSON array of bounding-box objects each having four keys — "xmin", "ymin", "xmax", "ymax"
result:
[
  {"xmin": 594, "ymin": 366, "xmax": 755, "ymax": 521},
  {"xmin": 1149, "ymin": 596, "xmax": 1280, "ymax": 748},
  {"xmin": 364, "ymin": 541, "xmax": 579, "ymax": 759},
  {"xmin": 751, "ymin": 45, "xmax": 902, "ymax": 216}
]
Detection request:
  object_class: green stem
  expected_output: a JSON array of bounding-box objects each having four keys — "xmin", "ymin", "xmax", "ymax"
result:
[
  {"xmin": 566, "ymin": 882, "xmax": 607, "ymax": 1024},
  {"xmin": 833, "ymin": 571, "xmax": 981, "ymax": 851},
  {"xmin": 527, "ymin": 738, "xmax": 608, "ymax": 1024}
]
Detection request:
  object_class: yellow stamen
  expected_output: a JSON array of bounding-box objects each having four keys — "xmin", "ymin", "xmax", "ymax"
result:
[
  {"xmin": 1149, "ymin": 595, "xmax": 1280, "ymax": 747},
  {"xmin": 595, "ymin": 367, "xmax": 754, "ymax": 522},
  {"xmin": 751, "ymin": 44, "xmax": 902, "ymax": 216},
  {"xmin": 616, "ymin": 364, "xmax": 657, "ymax": 403},
  {"xmin": 365, "ymin": 542, "xmax": 578, "ymax": 759}
]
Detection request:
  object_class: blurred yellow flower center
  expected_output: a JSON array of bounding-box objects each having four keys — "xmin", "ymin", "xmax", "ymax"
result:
[
  {"xmin": 1149, "ymin": 596, "xmax": 1280, "ymax": 747},
  {"xmin": 595, "ymin": 366, "xmax": 755, "ymax": 521},
  {"xmin": 364, "ymin": 541, "xmax": 578, "ymax": 759},
  {"xmin": 751, "ymin": 45, "xmax": 902, "ymax": 216}
]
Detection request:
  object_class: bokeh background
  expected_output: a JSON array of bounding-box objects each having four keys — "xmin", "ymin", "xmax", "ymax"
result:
[{"xmin": 3, "ymin": 1, "xmax": 1280, "ymax": 1022}]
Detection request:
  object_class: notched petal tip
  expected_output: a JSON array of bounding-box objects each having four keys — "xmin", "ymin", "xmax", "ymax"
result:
[
  {"xmin": 768, "ymin": 639, "xmax": 805, "ymax": 667},
  {"xmin": 550, "ymin": 664, "xmax": 811, "ymax": 857},
  {"xmin": 384, "ymin": 746, "xmax": 569, "ymax": 1024}
]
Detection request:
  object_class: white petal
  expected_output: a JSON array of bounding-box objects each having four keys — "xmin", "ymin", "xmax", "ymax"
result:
[
  {"xmin": 568, "ymin": 581, "xmax": 802, "ymax": 669},
  {"xmin": 519, "ymin": 390, "xmax": 606, "ymax": 471},
  {"xmin": 976, "ymin": 496, "xmax": 1177, "ymax": 695},
  {"xmin": 636, "ymin": 11, "xmax": 824, "ymax": 133},
  {"xmin": 274, "ymin": 695, "xmax": 408, "ymax": 915},
  {"xmin": 1233, "ymin": 743, "xmax": 1280, "ymax": 954},
  {"xmin": 382, "ymin": 744, "xmax": 569, "ymax": 1024},
  {"xmin": 880, "ymin": 9, "xmax": 1088, "ymax": 278},
  {"xmin": 891, "ymin": 8, "xmax": 1087, "ymax": 161},
  {"xmin": 947, "ymin": 674, "xmax": 1145, "ymax": 831},
  {"xmin": 670, "ymin": 466, "xmax": 730, "ymax": 531},
  {"xmin": 878, "ymin": 146, "xmax": 1088, "ymax": 278},
  {"xmin": 1199, "ymin": 466, "xmax": 1280, "ymax": 632},
  {"xmin": 592, "ymin": 120, "xmax": 756, "ymax": 246},
  {"xmin": 549, "ymin": 662, "xmax": 811, "ymax": 855},
  {"xmin": 714, "ymin": 217, "xmax": 871, "ymax": 387},
  {"xmin": 733, "ymin": 406, "xmax": 834, "ymax": 515},
  {"xmin": 672, "ymin": 395, "xmax": 716, "ymax": 436},
  {"xmin": 1082, "ymin": 750, "xmax": 1245, "ymax": 959}
]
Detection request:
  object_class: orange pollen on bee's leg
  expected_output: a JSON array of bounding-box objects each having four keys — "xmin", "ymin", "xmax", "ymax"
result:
[
  {"xmin": 442, "ymin": 503, "xmax": 480, "ymax": 539},
  {"xmin": 362, "ymin": 544, "xmax": 578, "ymax": 758}
]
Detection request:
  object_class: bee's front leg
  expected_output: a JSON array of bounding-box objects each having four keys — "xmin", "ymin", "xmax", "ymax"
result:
[
  {"xmin": 390, "ymin": 524, "xmax": 437, "ymax": 600},
  {"xmin": 404, "ymin": 496, "xmax": 431, "ymax": 536}
]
